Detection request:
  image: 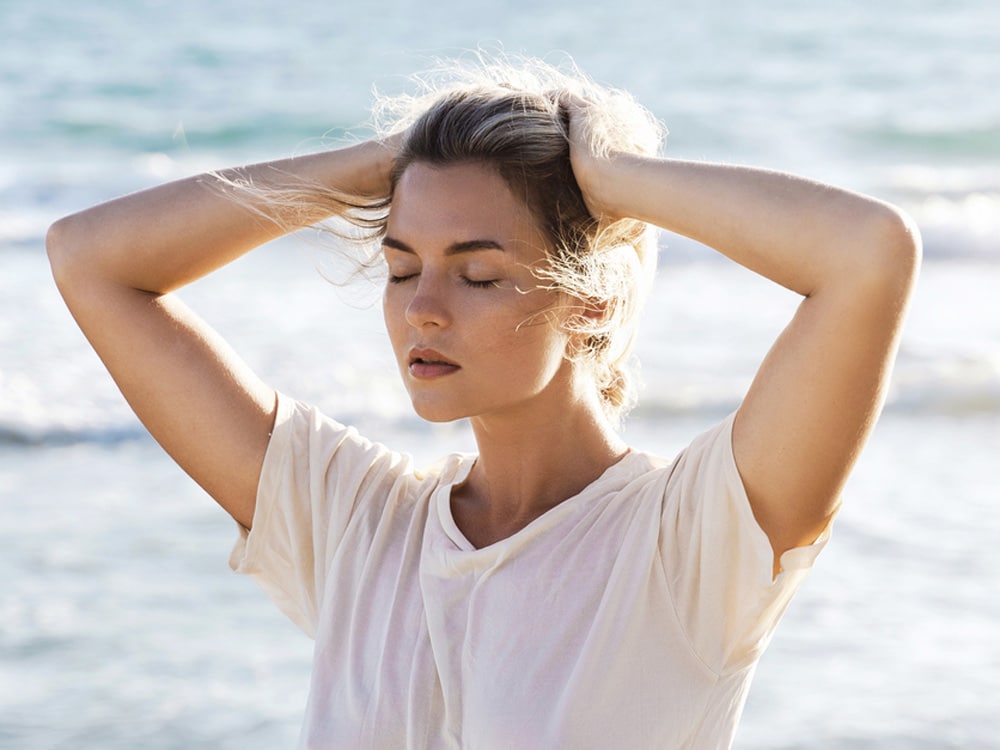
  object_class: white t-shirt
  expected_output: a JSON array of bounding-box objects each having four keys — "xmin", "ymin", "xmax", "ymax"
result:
[{"xmin": 230, "ymin": 393, "xmax": 830, "ymax": 749}]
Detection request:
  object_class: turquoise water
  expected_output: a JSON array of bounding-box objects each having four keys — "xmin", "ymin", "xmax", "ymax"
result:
[{"xmin": 2, "ymin": 1, "xmax": 998, "ymax": 747}]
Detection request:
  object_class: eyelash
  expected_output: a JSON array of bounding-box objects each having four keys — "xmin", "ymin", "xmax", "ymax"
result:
[
  {"xmin": 462, "ymin": 277, "xmax": 499, "ymax": 289},
  {"xmin": 387, "ymin": 273, "xmax": 498, "ymax": 289}
]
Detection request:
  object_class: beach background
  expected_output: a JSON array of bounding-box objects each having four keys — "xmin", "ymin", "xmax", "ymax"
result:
[{"xmin": 1, "ymin": 0, "xmax": 998, "ymax": 747}]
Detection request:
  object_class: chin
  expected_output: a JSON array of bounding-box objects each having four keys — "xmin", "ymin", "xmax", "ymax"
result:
[
  {"xmin": 409, "ymin": 398, "xmax": 468, "ymax": 424},
  {"xmin": 415, "ymin": 411, "xmax": 463, "ymax": 425}
]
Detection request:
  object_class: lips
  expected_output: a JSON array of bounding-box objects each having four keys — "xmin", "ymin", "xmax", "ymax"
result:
[{"xmin": 408, "ymin": 348, "xmax": 461, "ymax": 379}]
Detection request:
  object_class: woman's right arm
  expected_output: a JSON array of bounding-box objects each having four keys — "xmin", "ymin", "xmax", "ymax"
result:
[{"xmin": 46, "ymin": 140, "xmax": 394, "ymax": 529}]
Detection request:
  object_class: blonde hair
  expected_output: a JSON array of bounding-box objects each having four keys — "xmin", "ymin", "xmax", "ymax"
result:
[{"xmin": 223, "ymin": 52, "xmax": 665, "ymax": 421}]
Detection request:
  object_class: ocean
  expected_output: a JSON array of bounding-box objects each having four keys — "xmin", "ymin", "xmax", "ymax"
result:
[{"xmin": 1, "ymin": 0, "xmax": 998, "ymax": 747}]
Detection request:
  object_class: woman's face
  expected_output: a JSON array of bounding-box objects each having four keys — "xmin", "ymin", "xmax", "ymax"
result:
[{"xmin": 382, "ymin": 161, "xmax": 576, "ymax": 424}]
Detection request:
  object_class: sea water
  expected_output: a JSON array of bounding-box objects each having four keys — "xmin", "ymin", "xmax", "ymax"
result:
[{"xmin": 1, "ymin": 1, "xmax": 998, "ymax": 747}]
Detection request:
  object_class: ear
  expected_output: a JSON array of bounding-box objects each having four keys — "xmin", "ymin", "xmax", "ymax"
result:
[
  {"xmin": 562, "ymin": 295, "xmax": 611, "ymax": 360},
  {"xmin": 579, "ymin": 296, "xmax": 608, "ymax": 322},
  {"xmin": 556, "ymin": 294, "xmax": 607, "ymax": 331}
]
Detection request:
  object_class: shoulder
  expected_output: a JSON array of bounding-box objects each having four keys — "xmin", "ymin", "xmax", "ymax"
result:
[
  {"xmin": 618, "ymin": 413, "xmax": 740, "ymax": 501},
  {"xmin": 266, "ymin": 392, "xmax": 475, "ymax": 507},
  {"xmin": 667, "ymin": 412, "xmax": 742, "ymax": 493}
]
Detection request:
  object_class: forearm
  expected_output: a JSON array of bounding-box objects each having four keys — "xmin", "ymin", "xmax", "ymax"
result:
[
  {"xmin": 47, "ymin": 139, "xmax": 391, "ymax": 295},
  {"xmin": 589, "ymin": 154, "xmax": 917, "ymax": 297}
]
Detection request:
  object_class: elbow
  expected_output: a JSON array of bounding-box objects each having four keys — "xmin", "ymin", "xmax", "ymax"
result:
[
  {"xmin": 868, "ymin": 205, "xmax": 922, "ymax": 289},
  {"xmin": 46, "ymin": 213, "xmax": 96, "ymax": 292},
  {"xmin": 46, "ymin": 215, "xmax": 78, "ymax": 287},
  {"xmin": 838, "ymin": 203, "xmax": 921, "ymax": 299}
]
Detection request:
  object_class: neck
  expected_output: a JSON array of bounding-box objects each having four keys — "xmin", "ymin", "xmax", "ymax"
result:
[{"xmin": 451, "ymin": 374, "xmax": 629, "ymax": 548}]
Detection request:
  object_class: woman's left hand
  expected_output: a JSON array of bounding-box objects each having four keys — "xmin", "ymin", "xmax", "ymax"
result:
[{"xmin": 561, "ymin": 93, "xmax": 624, "ymax": 224}]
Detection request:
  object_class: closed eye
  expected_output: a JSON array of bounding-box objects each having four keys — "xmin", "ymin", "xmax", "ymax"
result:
[
  {"xmin": 462, "ymin": 277, "xmax": 500, "ymax": 289},
  {"xmin": 386, "ymin": 272, "xmax": 499, "ymax": 288}
]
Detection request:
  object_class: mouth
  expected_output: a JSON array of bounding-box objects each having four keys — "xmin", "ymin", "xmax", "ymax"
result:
[
  {"xmin": 409, "ymin": 348, "xmax": 458, "ymax": 366},
  {"xmin": 408, "ymin": 348, "xmax": 461, "ymax": 378}
]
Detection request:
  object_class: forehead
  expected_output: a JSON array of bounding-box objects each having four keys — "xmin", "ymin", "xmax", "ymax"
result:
[{"xmin": 387, "ymin": 162, "xmax": 548, "ymax": 256}]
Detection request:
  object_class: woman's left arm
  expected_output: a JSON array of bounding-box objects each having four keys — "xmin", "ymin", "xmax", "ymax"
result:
[{"xmin": 573, "ymin": 147, "xmax": 921, "ymax": 569}]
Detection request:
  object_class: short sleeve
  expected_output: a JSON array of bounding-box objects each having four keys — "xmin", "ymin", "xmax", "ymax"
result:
[
  {"xmin": 660, "ymin": 411, "xmax": 833, "ymax": 674},
  {"xmin": 229, "ymin": 392, "xmax": 412, "ymax": 638}
]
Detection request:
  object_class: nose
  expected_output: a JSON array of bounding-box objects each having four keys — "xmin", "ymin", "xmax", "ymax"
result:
[{"xmin": 404, "ymin": 273, "xmax": 451, "ymax": 329}]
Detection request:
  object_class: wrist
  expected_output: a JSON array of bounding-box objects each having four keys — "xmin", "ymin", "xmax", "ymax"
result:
[
  {"xmin": 327, "ymin": 140, "xmax": 395, "ymax": 199},
  {"xmin": 574, "ymin": 152, "xmax": 634, "ymax": 223}
]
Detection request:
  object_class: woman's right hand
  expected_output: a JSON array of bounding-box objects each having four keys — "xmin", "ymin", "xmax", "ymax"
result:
[{"xmin": 368, "ymin": 130, "xmax": 405, "ymax": 197}]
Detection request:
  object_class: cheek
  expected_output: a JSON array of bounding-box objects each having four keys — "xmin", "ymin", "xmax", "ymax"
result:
[
  {"xmin": 488, "ymin": 287, "xmax": 566, "ymax": 343},
  {"xmin": 493, "ymin": 316, "xmax": 570, "ymax": 377}
]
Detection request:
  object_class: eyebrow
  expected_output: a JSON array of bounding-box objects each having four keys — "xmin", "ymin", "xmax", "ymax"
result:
[{"xmin": 381, "ymin": 236, "xmax": 506, "ymax": 256}]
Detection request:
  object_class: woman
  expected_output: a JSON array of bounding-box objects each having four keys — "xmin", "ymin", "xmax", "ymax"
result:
[{"xmin": 47, "ymin": 56, "xmax": 920, "ymax": 748}]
